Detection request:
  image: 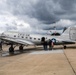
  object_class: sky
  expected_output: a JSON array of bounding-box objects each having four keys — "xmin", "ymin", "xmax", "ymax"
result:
[{"xmin": 0, "ymin": 0, "xmax": 76, "ymax": 33}]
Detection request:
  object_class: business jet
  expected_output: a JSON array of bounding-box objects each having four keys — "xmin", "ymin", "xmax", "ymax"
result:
[{"xmin": 0, "ymin": 26, "xmax": 76, "ymax": 52}]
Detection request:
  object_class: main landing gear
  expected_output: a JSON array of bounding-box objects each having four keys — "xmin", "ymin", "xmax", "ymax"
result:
[
  {"xmin": 9, "ymin": 45, "xmax": 14, "ymax": 55},
  {"xmin": 63, "ymin": 45, "xmax": 66, "ymax": 49},
  {"xmin": 19, "ymin": 45, "xmax": 24, "ymax": 53},
  {"xmin": 9, "ymin": 44, "xmax": 24, "ymax": 55}
]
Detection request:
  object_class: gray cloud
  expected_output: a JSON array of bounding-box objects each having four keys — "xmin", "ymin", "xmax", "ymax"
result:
[
  {"xmin": 6, "ymin": 0, "xmax": 76, "ymax": 22},
  {"xmin": 0, "ymin": 0, "xmax": 76, "ymax": 30}
]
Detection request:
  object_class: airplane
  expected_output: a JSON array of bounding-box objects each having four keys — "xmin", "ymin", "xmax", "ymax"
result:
[
  {"xmin": 0, "ymin": 26, "xmax": 76, "ymax": 53},
  {"xmin": 48, "ymin": 29, "xmax": 63, "ymax": 36},
  {"xmin": 26, "ymin": 28, "xmax": 63, "ymax": 35}
]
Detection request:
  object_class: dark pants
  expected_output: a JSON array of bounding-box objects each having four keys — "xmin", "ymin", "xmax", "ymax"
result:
[
  {"xmin": 43, "ymin": 44, "xmax": 47, "ymax": 50},
  {"xmin": 49, "ymin": 45, "xmax": 52, "ymax": 50}
]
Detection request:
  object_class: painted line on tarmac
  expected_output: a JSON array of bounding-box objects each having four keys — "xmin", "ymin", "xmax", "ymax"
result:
[{"xmin": 30, "ymin": 49, "xmax": 64, "ymax": 55}]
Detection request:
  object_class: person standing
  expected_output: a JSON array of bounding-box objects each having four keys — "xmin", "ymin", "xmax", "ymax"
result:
[
  {"xmin": 48, "ymin": 39, "xmax": 52, "ymax": 50},
  {"xmin": 51, "ymin": 40, "xmax": 54, "ymax": 50},
  {"xmin": 44, "ymin": 41, "xmax": 48, "ymax": 50}
]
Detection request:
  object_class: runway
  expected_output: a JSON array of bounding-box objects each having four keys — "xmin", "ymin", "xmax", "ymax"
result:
[{"xmin": 0, "ymin": 45, "xmax": 76, "ymax": 75}]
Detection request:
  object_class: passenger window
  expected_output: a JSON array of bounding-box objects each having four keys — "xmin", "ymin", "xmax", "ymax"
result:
[
  {"xmin": 38, "ymin": 38, "xmax": 40, "ymax": 40},
  {"xmin": 26, "ymin": 37, "xmax": 28, "ymax": 39},
  {"xmin": 30, "ymin": 37, "xmax": 32, "ymax": 39},
  {"xmin": 22, "ymin": 36, "xmax": 24, "ymax": 38},
  {"xmin": 14, "ymin": 35, "xmax": 16, "ymax": 37},
  {"xmin": 34, "ymin": 38, "xmax": 36, "ymax": 40}
]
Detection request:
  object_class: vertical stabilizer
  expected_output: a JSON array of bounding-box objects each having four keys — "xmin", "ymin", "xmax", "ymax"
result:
[{"xmin": 61, "ymin": 27, "xmax": 70, "ymax": 36}]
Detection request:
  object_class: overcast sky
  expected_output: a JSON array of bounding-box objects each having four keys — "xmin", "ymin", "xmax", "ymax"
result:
[{"xmin": 0, "ymin": 0, "xmax": 76, "ymax": 31}]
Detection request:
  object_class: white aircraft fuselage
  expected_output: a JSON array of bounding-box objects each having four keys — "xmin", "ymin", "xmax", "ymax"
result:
[{"xmin": 1, "ymin": 26, "xmax": 76, "ymax": 47}]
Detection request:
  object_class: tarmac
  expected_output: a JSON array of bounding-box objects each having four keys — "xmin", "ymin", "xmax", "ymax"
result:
[{"xmin": 0, "ymin": 45, "xmax": 76, "ymax": 75}]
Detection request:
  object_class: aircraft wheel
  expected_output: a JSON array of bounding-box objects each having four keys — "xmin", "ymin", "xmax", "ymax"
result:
[
  {"xmin": 9, "ymin": 46, "xmax": 14, "ymax": 55},
  {"xmin": 64, "ymin": 46, "xmax": 66, "ymax": 49},
  {"xmin": 19, "ymin": 45, "xmax": 23, "ymax": 52}
]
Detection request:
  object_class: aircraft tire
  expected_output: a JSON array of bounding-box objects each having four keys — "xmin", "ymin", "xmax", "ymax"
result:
[
  {"xmin": 9, "ymin": 46, "xmax": 14, "ymax": 55},
  {"xmin": 19, "ymin": 45, "xmax": 23, "ymax": 52},
  {"xmin": 64, "ymin": 46, "xmax": 66, "ymax": 49}
]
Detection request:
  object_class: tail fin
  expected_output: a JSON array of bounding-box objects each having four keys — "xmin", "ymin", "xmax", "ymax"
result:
[
  {"xmin": 63, "ymin": 27, "xmax": 67, "ymax": 33},
  {"xmin": 61, "ymin": 27, "xmax": 70, "ymax": 36}
]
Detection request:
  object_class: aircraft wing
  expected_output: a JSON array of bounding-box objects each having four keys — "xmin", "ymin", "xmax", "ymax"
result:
[{"xmin": 1, "ymin": 37, "xmax": 34, "ymax": 45}]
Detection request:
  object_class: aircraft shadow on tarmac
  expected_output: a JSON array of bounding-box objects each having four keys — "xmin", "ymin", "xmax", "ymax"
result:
[{"xmin": 1, "ymin": 45, "xmax": 76, "ymax": 57}]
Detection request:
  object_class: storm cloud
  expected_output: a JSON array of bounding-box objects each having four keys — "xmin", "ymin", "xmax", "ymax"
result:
[{"xmin": 0, "ymin": 0, "xmax": 76, "ymax": 30}]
